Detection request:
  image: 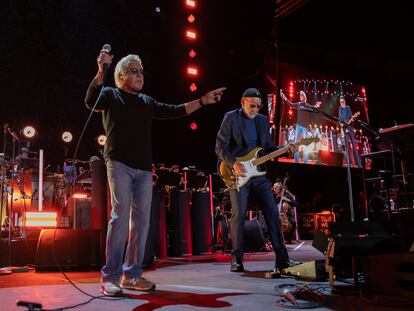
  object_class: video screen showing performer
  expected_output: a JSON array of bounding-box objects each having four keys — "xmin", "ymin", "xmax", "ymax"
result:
[{"xmin": 277, "ymin": 79, "xmax": 371, "ymax": 168}]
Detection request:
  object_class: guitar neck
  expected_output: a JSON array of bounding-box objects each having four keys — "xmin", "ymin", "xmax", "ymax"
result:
[
  {"xmin": 252, "ymin": 145, "xmax": 288, "ymax": 166},
  {"xmin": 252, "ymin": 138, "xmax": 317, "ymax": 166}
]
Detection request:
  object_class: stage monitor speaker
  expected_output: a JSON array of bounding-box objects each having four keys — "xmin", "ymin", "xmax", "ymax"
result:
[
  {"xmin": 191, "ymin": 191, "xmax": 212, "ymax": 255},
  {"xmin": 169, "ymin": 190, "xmax": 192, "ymax": 256},
  {"xmin": 243, "ymin": 219, "xmax": 265, "ymax": 252},
  {"xmin": 284, "ymin": 260, "xmax": 327, "ymax": 281},
  {"xmin": 363, "ymin": 252, "xmax": 414, "ymax": 299},
  {"xmin": 35, "ymin": 229, "xmax": 102, "ymax": 271},
  {"xmin": 318, "ymin": 150, "xmax": 343, "ymax": 167},
  {"xmin": 67, "ymin": 196, "xmax": 92, "ymax": 229}
]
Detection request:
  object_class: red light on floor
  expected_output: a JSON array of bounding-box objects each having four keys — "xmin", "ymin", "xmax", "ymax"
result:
[
  {"xmin": 189, "ymin": 83, "xmax": 197, "ymax": 92},
  {"xmin": 188, "ymin": 49, "xmax": 196, "ymax": 58},
  {"xmin": 188, "ymin": 14, "xmax": 195, "ymax": 23},
  {"xmin": 25, "ymin": 212, "xmax": 57, "ymax": 227},
  {"xmin": 186, "ymin": 30, "xmax": 197, "ymax": 40},
  {"xmin": 190, "ymin": 122, "xmax": 198, "ymax": 131},
  {"xmin": 187, "ymin": 66, "xmax": 198, "ymax": 76},
  {"xmin": 288, "ymin": 109, "xmax": 293, "ymax": 115},
  {"xmin": 185, "ymin": 0, "xmax": 196, "ymax": 8}
]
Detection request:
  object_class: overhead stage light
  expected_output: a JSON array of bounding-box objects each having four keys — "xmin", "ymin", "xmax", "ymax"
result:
[
  {"xmin": 22, "ymin": 125, "xmax": 36, "ymax": 139},
  {"xmin": 185, "ymin": 0, "xmax": 196, "ymax": 9},
  {"xmin": 61, "ymin": 131, "xmax": 73, "ymax": 143},
  {"xmin": 97, "ymin": 134, "xmax": 107, "ymax": 147}
]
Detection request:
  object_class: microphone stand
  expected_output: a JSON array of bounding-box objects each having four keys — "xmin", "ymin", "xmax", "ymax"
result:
[{"xmin": 307, "ymin": 106, "xmax": 357, "ymax": 222}]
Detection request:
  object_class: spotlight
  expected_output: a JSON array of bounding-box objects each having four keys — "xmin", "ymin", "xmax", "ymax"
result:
[
  {"xmin": 189, "ymin": 83, "xmax": 197, "ymax": 92},
  {"xmin": 187, "ymin": 66, "xmax": 198, "ymax": 76},
  {"xmin": 97, "ymin": 134, "xmax": 107, "ymax": 147},
  {"xmin": 22, "ymin": 125, "xmax": 36, "ymax": 139},
  {"xmin": 188, "ymin": 14, "xmax": 195, "ymax": 23},
  {"xmin": 188, "ymin": 49, "xmax": 197, "ymax": 58},
  {"xmin": 185, "ymin": 30, "xmax": 197, "ymax": 40},
  {"xmin": 190, "ymin": 122, "xmax": 198, "ymax": 131},
  {"xmin": 61, "ymin": 131, "xmax": 73, "ymax": 143}
]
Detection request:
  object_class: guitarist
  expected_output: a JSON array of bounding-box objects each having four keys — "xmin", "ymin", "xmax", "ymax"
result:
[
  {"xmin": 215, "ymin": 88, "xmax": 298, "ymax": 273},
  {"xmin": 338, "ymin": 95, "xmax": 362, "ymax": 168}
]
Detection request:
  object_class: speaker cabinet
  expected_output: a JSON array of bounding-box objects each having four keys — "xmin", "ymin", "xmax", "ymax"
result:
[
  {"xmin": 191, "ymin": 191, "xmax": 212, "ymax": 255},
  {"xmin": 243, "ymin": 219, "xmax": 265, "ymax": 252},
  {"xmin": 35, "ymin": 229, "xmax": 102, "ymax": 271},
  {"xmin": 318, "ymin": 150, "xmax": 344, "ymax": 166},
  {"xmin": 143, "ymin": 189, "xmax": 167, "ymax": 267},
  {"xmin": 363, "ymin": 252, "xmax": 414, "ymax": 299},
  {"xmin": 169, "ymin": 190, "xmax": 192, "ymax": 256},
  {"xmin": 68, "ymin": 196, "xmax": 92, "ymax": 229}
]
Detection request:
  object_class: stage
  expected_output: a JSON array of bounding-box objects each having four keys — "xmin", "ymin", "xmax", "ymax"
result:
[{"xmin": 1, "ymin": 241, "xmax": 412, "ymax": 311}]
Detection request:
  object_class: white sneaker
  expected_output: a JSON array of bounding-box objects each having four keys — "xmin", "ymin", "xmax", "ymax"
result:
[
  {"xmin": 100, "ymin": 280, "xmax": 123, "ymax": 296},
  {"xmin": 120, "ymin": 276, "xmax": 156, "ymax": 291}
]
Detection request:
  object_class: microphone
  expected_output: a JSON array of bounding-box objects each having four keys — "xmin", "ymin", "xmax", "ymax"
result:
[{"xmin": 101, "ymin": 43, "xmax": 112, "ymax": 82}]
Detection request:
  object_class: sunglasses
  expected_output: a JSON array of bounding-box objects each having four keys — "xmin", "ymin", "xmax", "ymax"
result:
[
  {"xmin": 243, "ymin": 99, "xmax": 262, "ymax": 109},
  {"xmin": 126, "ymin": 67, "xmax": 144, "ymax": 76},
  {"xmin": 250, "ymin": 103, "xmax": 262, "ymax": 109}
]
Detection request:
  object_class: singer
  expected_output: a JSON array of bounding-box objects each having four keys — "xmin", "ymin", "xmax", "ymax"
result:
[
  {"xmin": 85, "ymin": 45, "xmax": 226, "ymax": 296},
  {"xmin": 280, "ymin": 90, "xmax": 322, "ymax": 164}
]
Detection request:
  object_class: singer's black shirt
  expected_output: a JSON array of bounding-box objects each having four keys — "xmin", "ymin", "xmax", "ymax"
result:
[
  {"xmin": 85, "ymin": 83, "xmax": 186, "ymax": 171},
  {"xmin": 289, "ymin": 102, "xmax": 316, "ymax": 127}
]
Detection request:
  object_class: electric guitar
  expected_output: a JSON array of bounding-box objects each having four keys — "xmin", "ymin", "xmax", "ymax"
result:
[
  {"xmin": 219, "ymin": 137, "xmax": 319, "ymax": 190},
  {"xmin": 347, "ymin": 111, "xmax": 360, "ymax": 125}
]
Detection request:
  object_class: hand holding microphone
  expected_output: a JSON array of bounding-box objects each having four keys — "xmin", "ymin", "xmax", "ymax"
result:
[{"xmin": 97, "ymin": 44, "xmax": 113, "ymax": 83}]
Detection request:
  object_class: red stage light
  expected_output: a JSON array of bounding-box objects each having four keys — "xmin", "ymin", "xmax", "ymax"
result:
[
  {"xmin": 190, "ymin": 122, "xmax": 198, "ymax": 131},
  {"xmin": 188, "ymin": 14, "xmax": 195, "ymax": 23},
  {"xmin": 186, "ymin": 30, "xmax": 197, "ymax": 40},
  {"xmin": 188, "ymin": 49, "xmax": 197, "ymax": 58},
  {"xmin": 185, "ymin": 0, "xmax": 196, "ymax": 8},
  {"xmin": 187, "ymin": 66, "xmax": 198, "ymax": 76},
  {"xmin": 189, "ymin": 83, "xmax": 197, "ymax": 92}
]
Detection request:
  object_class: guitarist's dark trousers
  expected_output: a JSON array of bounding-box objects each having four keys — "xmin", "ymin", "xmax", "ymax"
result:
[{"xmin": 229, "ymin": 175, "xmax": 288, "ymax": 265}]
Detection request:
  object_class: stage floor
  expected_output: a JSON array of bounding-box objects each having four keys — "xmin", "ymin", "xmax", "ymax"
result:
[{"xmin": 0, "ymin": 241, "xmax": 409, "ymax": 311}]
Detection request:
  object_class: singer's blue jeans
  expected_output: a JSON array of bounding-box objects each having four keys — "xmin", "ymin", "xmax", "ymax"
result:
[
  {"xmin": 294, "ymin": 124, "xmax": 308, "ymax": 164},
  {"xmin": 101, "ymin": 160, "xmax": 153, "ymax": 282}
]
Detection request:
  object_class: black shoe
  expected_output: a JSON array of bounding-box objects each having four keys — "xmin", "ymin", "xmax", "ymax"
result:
[
  {"xmin": 230, "ymin": 258, "xmax": 244, "ymax": 272},
  {"xmin": 275, "ymin": 258, "xmax": 301, "ymax": 271}
]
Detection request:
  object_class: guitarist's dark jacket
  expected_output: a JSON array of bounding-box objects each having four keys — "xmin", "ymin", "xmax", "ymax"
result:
[{"xmin": 215, "ymin": 108, "xmax": 278, "ymax": 170}]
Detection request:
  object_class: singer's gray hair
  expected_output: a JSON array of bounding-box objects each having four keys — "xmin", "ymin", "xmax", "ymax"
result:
[
  {"xmin": 114, "ymin": 54, "xmax": 143, "ymax": 88},
  {"xmin": 299, "ymin": 90, "xmax": 307, "ymax": 101}
]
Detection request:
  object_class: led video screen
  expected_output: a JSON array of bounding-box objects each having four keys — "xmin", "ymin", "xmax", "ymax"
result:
[{"xmin": 275, "ymin": 70, "xmax": 371, "ymax": 168}]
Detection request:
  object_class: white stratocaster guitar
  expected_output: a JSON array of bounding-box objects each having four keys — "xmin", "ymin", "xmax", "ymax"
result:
[{"xmin": 219, "ymin": 137, "xmax": 319, "ymax": 190}]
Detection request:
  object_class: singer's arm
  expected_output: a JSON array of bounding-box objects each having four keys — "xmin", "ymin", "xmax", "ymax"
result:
[
  {"xmin": 184, "ymin": 87, "xmax": 227, "ymax": 115},
  {"xmin": 84, "ymin": 78, "xmax": 106, "ymax": 111},
  {"xmin": 85, "ymin": 49, "xmax": 113, "ymax": 111},
  {"xmin": 280, "ymin": 90, "xmax": 299, "ymax": 108}
]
